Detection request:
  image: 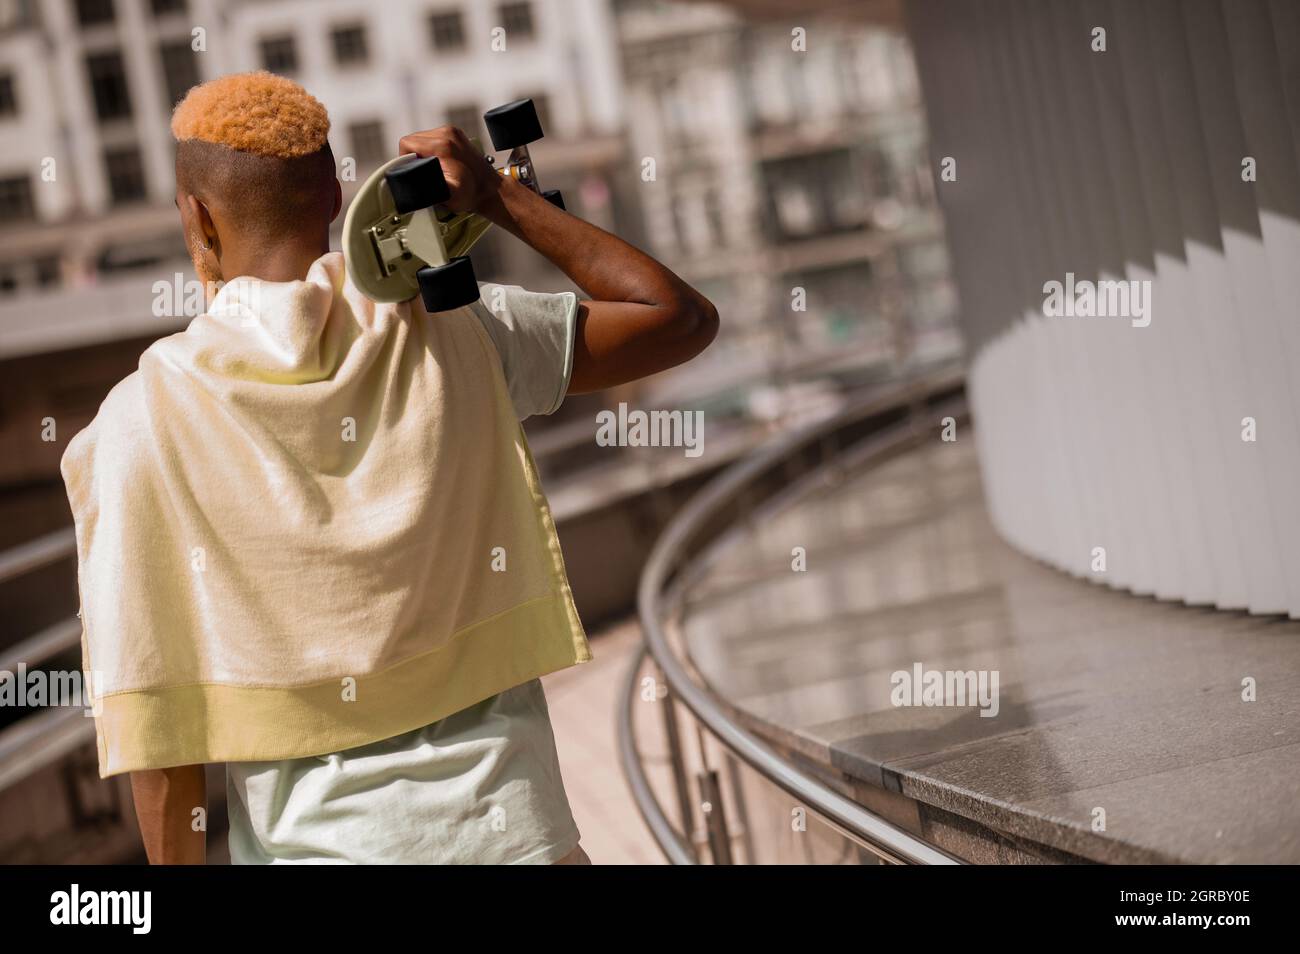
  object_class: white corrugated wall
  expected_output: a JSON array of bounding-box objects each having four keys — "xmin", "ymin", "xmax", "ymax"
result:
[{"xmin": 905, "ymin": 0, "xmax": 1300, "ymax": 616}]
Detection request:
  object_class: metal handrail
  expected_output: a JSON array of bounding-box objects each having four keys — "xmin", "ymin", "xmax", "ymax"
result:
[
  {"xmin": 625, "ymin": 369, "xmax": 965, "ymax": 865},
  {"xmin": 0, "ymin": 528, "xmax": 89, "ymax": 796},
  {"xmin": 0, "ymin": 527, "xmax": 75, "ymax": 585},
  {"xmin": 0, "ymin": 616, "xmax": 82, "ymax": 673},
  {"xmin": 617, "ymin": 647, "xmax": 698, "ymax": 865},
  {"xmin": 0, "ymin": 528, "xmax": 81, "ymax": 674}
]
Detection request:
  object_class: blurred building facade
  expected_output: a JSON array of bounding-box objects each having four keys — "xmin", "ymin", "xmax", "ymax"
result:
[
  {"xmin": 613, "ymin": 0, "xmax": 957, "ymax": 403},
  {"xmin": 0, "ymin": 0, "xmax": 961, "ymax": 507},
  {"xmin": 0, "ymin": 1, "xmax": 958, "ymax": 474}
]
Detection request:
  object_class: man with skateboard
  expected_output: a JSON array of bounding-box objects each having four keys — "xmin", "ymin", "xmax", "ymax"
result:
[{"xmin": 62, "ymin": 71, "xmax": 717, "ymax": 864}]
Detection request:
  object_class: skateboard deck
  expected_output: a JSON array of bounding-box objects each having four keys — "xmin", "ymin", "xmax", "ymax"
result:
[{"xmin": 342, "ymin": 150, "xmax": 493, "ymax": 305}]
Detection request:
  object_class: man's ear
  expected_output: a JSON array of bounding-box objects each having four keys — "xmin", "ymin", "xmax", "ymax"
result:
[
  {"xmin": 184, "ymin": 194, "xmax": 218, "ymax": 249},
  {"xmin": 330, "ymin": 179, "xmax": 343, "ymax": 223}
]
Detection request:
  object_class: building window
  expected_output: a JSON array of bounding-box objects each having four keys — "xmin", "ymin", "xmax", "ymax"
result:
[
  {"xmin": 704, "ymin": 188, "xmax": 725, "ymax": 247},
  {"xmin": 761, "ymin": 148, "xmax": 864, "ymax": 240},
  {"xmin": 85, "ymin": 51, "xmax": 132, "ymax": 121},
  {"xmin": 348, "ymin": 120, "xmax": 387, "ymax": 167},
  {"xmin": 429, "ymin": 10, "xmax": 465, "ymax": 52},
  {"xmin": 0, "ymin": 73, "xmax": 16, "ymax": 117},
  {"xmin": 35, "ymin": 255, "xmax": 60, "ymax": 288},
  {"xmin": 445, "ymin": 103, "xmax": 480, "ymax": 137},
  {"xmin": 499, "ymin": 2, "xmax": 535, "ymax": 41},
  {"xmin": 149, "ymin": 0, "xmax": 186, "ymax": 14},
  {"xmin": 0, "ymin": 175, "xmax": 35, "ymax": 223},
  {"xmin": 0, "ymin": 1, "xmax": 38, "ymax": 30},
  {"xmin": 159, "ymin": 40, "xmax": 199, "ymax": 107},
  {"xmin": 104, "ymin": 147, "xmax": 147, "ymax": 205},
  {"xmin": 259, "ymin": 35, "xmax": 298, "ymax": 74},
  {"xmin": 331, "ymin": 24, "xmax": 368, "ymax": 67},
  {"xmin": 75, "ymin": 0, "xmax": 115, "ymax": 27}
]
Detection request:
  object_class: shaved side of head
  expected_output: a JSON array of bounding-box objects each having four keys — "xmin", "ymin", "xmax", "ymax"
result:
[{"xmin": 175, "ymin": 138, "xmax": 337, "ymax": 240}]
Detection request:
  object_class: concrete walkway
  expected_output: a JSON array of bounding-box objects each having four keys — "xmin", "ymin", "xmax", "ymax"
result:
[{"xmin": 542, "ymin": 618, "xmax": 666, "ymax": 865}]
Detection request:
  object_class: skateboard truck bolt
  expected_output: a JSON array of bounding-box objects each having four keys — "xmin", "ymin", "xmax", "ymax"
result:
[{"xmin": 366, "ymin": 204, "xmax": 448, "ymax": 279}]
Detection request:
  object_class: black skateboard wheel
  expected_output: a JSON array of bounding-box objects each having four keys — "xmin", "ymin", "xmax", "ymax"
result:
[
  {"xmin": 542, "ymin": 189, "xmax": 565, "ymax": 211},
  {"xmin": 417, "ymin": 256, "xmax": 479, "ymax": 312},
  {"xmin": 483, "ymin": 98, "xmax": 544, "ymax": 151},
  {"xmin": 385, "ymin": 156, "xmax": 450, "ymax": 214}
]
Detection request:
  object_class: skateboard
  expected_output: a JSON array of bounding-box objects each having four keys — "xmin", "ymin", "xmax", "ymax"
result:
[{"xmin": 341, "ymin": 98, "xmax": 564, "ymax": 312}]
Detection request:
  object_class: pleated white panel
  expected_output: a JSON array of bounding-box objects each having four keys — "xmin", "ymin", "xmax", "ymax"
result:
[{"xmin": 905, "ymin": 0, "xmax": 1300, "ymax": 617}]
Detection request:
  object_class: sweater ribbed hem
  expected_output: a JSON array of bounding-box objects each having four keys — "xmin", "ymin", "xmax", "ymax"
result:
[{"xmin": 93, "ymin": 590, "xmax": 591, "ymax": 776}]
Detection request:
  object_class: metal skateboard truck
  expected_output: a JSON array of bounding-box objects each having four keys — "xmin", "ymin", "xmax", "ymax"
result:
[{"xmin": 342, "ymin": 98, "xmax": 564, "ymax": 312}]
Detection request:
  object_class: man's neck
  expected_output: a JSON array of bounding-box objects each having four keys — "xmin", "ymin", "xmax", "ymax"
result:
[{"xmin": 224, "ymin": 240, "xmax": 330, "ymax": 284}]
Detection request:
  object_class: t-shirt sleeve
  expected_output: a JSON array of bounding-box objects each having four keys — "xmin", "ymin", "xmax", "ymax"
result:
[{"xmin": 469, "ymin": 283, "xmax": 579, "ymax": 421}]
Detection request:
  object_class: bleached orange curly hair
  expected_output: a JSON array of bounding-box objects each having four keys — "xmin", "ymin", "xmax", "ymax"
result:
[{"xmin": 171, "ymin": 71, "xmax": 330, "ymax": 158}]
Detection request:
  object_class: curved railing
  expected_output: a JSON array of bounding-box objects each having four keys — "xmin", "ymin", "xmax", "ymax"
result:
[
  {"xmin": 619, "ymin": 366, "xmax": 967, "ymax": 865},
  {"xmin": 0, "ymin": 528, "xmax": 95, "ymax": 793}
]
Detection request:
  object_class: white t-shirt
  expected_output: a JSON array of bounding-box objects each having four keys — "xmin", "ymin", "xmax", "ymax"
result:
[
  {"xmin": 225, "ymin": 283, "xmax": 581, "ymax": 865},
  {"xmin": 470, "ymin": 283, "xmax": 578, "ymax": 420}
]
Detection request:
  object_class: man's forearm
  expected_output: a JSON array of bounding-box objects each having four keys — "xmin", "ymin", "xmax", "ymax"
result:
[
  {"xmin": 398, "ymin": 124, "xmax": 717, "ymax": 390},
  {"xmin": 130, "ymin": 766, "xmax": 207, "ymax": 864},
  {"xmin": 480, "ymin": 177, "xmax": 707, "ymax": 312}
]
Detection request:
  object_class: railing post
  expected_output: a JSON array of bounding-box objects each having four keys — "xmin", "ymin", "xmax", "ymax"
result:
[
  {"xmin": 697, "ymin": 768, "xmax": 733, "ymax": 865},
  {"xmin": 658, "ymin": 676, "xmax": 697, "ymax": 857},
  {"xmin": 724, "ymin": 752, "xmax": 755, "ymax": 864}
]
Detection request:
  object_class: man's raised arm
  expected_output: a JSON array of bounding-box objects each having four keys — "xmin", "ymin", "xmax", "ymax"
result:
[{"xmin": 398, "ymin": 126, "xmax": 719, "ymax": 393}]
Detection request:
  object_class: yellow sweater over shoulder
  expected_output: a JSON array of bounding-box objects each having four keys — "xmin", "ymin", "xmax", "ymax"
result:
[{"xmin": 61, "ymin": 252, "xmax": 590, "ymax": 777}]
